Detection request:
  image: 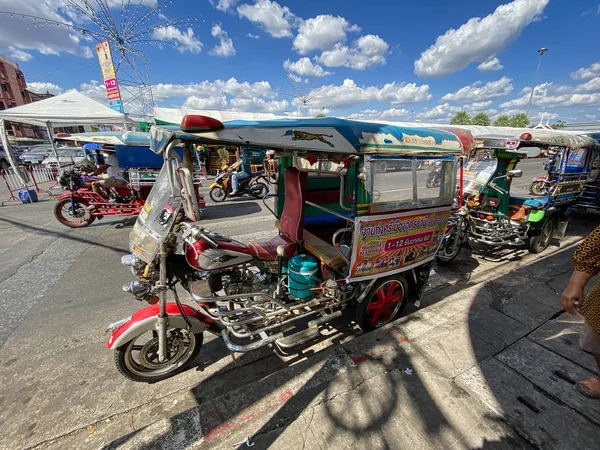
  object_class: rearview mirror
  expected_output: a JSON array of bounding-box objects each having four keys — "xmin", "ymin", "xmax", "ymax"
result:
[{"xmin": 507, "ymin": 169, "xmax": 523, "ymax": 178}]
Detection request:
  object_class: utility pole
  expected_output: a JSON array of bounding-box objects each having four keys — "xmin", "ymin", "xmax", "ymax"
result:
[{"xmin": 526, "ymin": 47, "xmax": 548, "ymax": 117}]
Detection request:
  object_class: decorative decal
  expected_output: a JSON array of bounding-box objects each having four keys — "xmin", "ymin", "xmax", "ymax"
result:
[{"xmin": 282, "ymin": 130, "xmax": 335, "ymax": 148}]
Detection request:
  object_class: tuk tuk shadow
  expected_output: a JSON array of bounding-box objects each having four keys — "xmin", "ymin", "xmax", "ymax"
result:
[{"xmin": 202, "ymin": 201, "xmax": 263, "ymax": 220}]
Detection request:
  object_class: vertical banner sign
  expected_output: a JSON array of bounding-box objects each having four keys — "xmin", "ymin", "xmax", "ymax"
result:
[
  {"xmin": 348, "ymin": 207, "xmax": 450, "ymax": 281},
  {"xmin": 96, "ymin": 40, "xmax": 123, "ymax": 113}
]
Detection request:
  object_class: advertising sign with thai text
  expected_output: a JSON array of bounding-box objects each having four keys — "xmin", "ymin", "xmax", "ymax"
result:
[
  {"xmin": 96, "ymin": 40, "xmax": 123, "ymax": 113},
  {"xmin": 348, "ymin": 207, "xmax": 450, "ymax": 281}
]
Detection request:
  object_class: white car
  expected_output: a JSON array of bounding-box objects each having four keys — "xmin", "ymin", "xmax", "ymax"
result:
[{"xmin": 41, "ymin": 148, "xmax": 94, "ymax": 166}]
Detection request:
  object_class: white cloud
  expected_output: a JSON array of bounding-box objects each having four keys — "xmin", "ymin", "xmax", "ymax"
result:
[
  {"xmin": 301, "ymin": 79, "xmax": 431, "ymax": 109},
  {"xmin": 500, "ymin": 80, "xmax": 600, "ymax": 109},
  {"xmin": 441, "ymin": 77, "xmax": 513, "ymax": 103},
  {"xmin": 0, "ymin": 1, "xmax": 94, "ymax": 59},
  {"xmin": 351, "ymin": 108, "xmax": 411, "ymax": 120},
  {"xmin": 293, "ymin": 15, "xmax": 360, "ymax": 54},
  {"xmin": 27, "ymin": 81, "xmax": 63, "ymax": 94},
  {"xmin": 7, "ymin": 47, "xmax": 33, "ymax": 62},
  {"xmin": 230, "ymin": 97, "xmax": 289, "ymax": 112},
  {"xmin": 319, "ymin": 34, "xmax": 389, "ymax": 70},
  {"xmin": 414, "ymin": 0, "xmax": 549, "ymax": 77},
  {"xmin": 477, "ymin": 56, "xmax": 503, "ymax": 72},
  {"xmin": 283, "ymin": 58, "xmax": 331, "ymax": 77},
  {"xmin": 152, "ymin": 78, "xmax": 275, "ymax": 101},
  {"xmin": 210, "ymin": 24, "xmax": 236, "ymax": 57},
  {"xmin": 574, "ymin": 77, "xmax": 600, "ymax": 93},
  {"xmin": 152, "ymin": 26, "xmax": 203, "ymax": 53},
  {"xmin": 183, "ymin": 95, "xmax": 229, "ymax": 109},
  {"xmin": 210, "ymin": 0, "xmax": 239, "ymax": 12},
  {"xmin": 466, "ymin": 100, "xmax": 493, "ymax": 110},
  {"xmin": 571, "ymin": 62, "xmax": 600, "ymax": 80},
  {"xmin": 376, "ymin": 82, "xmax": 432, "ymax": 105},
  {"xmin": 416, "ymin": 103, "xmax": 462, "ymax": 121},
  {"xmin": 246, "ymin": 33, "xmax": 260, "ymax": 39},
  {"xmin": 237, "ymin": 0, "xmax": 297, "ymax": 38}
]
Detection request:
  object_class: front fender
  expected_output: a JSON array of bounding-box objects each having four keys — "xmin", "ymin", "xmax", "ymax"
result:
[
  {"xmin": 55, "ymin": 192, "xmax": 74, "ymax": 201},
  {"xmin": 106, "ymin": 303, "xmax": 215, "ymax": 350}
]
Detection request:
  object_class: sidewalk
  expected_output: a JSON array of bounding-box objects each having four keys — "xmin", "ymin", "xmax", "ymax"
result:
[{"xmin": 34, "ymin": 214, "xmax": 600, "ymax": 450}]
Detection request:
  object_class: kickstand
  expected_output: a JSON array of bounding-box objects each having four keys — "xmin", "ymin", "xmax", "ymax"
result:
[{"xmin": 229, "ymin": 349, "xmax": 238, "ymax": 367}]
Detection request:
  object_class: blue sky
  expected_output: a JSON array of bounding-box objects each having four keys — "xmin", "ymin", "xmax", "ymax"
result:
[{"xmin": 0, "ymin": 0, "xmax": 599, "ymax": 123}]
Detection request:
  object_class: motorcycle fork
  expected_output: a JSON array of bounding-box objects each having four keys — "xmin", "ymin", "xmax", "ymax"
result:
[{"xmin": 157, "ymin": 244, "xmax": 168, "ymax": 362}]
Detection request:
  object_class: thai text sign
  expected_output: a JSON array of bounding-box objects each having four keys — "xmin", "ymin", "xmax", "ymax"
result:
[
  {"xmin": 348, "ymin": 208, "xmax": 450, "ymax": 281},
  {"xmin": 96, "ymin": 40, "xmax": 123, "ymax": 113}
]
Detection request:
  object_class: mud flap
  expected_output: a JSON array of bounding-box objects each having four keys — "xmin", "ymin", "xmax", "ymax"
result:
[
  {"xmin": 555, "ymin": 214, "xmax": 569, "ymax": 240},
  {"xmin": 410, "ymin": 261, "xmax": 434, "ymax": 308}
]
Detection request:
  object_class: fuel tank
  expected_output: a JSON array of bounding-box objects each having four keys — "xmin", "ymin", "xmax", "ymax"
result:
[{"xmin": 185, "ymin": 237, "xmax": 255, "ymax": 271}]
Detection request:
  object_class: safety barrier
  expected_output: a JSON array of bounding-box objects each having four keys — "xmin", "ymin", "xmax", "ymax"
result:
[{"xmin": 1, "ymin": 164, "xmax": 56, "ymax": 206}]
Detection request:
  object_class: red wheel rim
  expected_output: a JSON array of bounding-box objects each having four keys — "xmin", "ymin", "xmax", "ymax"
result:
[
  {"xmin": 366, "ymin": 280, "xmax": 404, "ymax": 328},
  {"xmin": 57, "ymin": 200, "xmax": 89, "ymax": 225}
]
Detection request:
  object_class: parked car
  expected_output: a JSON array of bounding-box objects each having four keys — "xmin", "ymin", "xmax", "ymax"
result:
[
  {"xmin": 41, "ymin": 148, "xmax": 93, "ymax": 166},
  {"xmin": 0, "ymin": 148, "xmax": 8, "ymax": 170},
  {"xmin": 374, "ymin": 159, "xmax": 424, "ymax": 172},
  {"xmin": 19, "ymin": 145, "xmax": 54, "ymax": 164}
]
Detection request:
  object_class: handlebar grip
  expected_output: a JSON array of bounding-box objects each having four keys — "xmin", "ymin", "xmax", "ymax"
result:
[{"xmin": 199, "ymin": 231, "xmax": 220, "ymax": 248}]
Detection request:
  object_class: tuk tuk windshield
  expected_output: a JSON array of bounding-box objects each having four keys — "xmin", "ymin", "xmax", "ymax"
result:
[
  {"xmin": 129, "ymin": 163, "xmax": 182, "ymax": 263},
  {"xmin": 367, "ymin": 156, "xmax": 457, "ymax": 212},
  {"xmin": 463, "ymin": 153, "xmax": 498, "ymax": 194}
]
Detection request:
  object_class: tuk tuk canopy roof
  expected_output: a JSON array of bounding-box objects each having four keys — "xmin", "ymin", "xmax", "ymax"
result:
[
  {"xmin": 57, "ymin": 130, "xmax": 152, "ymax": 147},
  {"xmin": 473, "ymin": 131, "xmax": 599, "ymax": 150},
  {"xmin": 152, "ymin": 117, "xmax": 469, "ymax": 156}
]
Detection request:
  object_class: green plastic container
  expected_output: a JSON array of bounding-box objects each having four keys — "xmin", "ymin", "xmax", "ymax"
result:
[{"xmin": 287, "ymin": 254, "xmax": 319, "ymax": 299}]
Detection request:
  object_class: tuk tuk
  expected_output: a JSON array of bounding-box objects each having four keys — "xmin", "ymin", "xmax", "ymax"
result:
[
  {"xmin": 106, "ymin": 116, "xmax": 470, "ymax": 382},
  {"xmin": 463, "ymin": 132, "xmax": 590, "ymax": 254}
]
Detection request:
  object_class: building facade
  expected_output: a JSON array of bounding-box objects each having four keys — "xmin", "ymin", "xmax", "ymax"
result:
[{"xmin": 0, "ymin": 54, "xmax": 46, "ymax": 144}]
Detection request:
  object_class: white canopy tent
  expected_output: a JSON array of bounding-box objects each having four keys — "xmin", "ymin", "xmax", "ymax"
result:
[{"xmin": 0, "ymin": 91, "xmax": 128, "ymax": 184}]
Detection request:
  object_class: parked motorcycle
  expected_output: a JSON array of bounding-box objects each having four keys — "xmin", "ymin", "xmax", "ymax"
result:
[
  {"xmin": 53, "ymin": 168, "xmax": 148, "ymax": 227},
  {"xmin": 209, "ymin": 167, "xmax": 269, "ymax": 202},
  {"xmin": 436, "ymin": 206, "xmax": 469, "ymax": 264}
]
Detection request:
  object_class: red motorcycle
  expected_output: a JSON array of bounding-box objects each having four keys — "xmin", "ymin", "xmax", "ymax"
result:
[{"xmin": 54, "ymin": 168, "xmax": 205, "ymax": 227}]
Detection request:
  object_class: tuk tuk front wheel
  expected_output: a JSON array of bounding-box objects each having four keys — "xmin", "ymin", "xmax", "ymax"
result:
[
  {"xmin": 529, "ymin": 218, "xmax": 556, "ymax": 254},
  {"xmin": 356, "ymin": 276, "xmax": 408, "ymax": 332}
]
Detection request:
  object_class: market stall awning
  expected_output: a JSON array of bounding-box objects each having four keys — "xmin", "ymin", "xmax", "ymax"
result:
[{"xmin": 0, "ymin": 91, "xmax": 127, "ymax": 126}]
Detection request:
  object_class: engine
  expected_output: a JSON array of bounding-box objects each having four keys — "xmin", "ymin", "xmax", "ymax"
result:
[{"xmin": 209, "ymin": 267, "xmax": 266, "ymax": 296}]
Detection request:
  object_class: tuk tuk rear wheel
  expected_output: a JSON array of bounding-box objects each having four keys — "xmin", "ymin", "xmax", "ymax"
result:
[
  {"xmin": 529, "ymin": 218, "xmax": 556, "ymax": 254},
  {"xmin": 356, "ymin": 276, "xmax": 408, "ymax": 332}
]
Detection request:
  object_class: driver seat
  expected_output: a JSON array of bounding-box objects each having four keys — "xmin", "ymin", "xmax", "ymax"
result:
[{"xmin": 248, "ymin": 167, "xmax": 307, "ymax": 261}]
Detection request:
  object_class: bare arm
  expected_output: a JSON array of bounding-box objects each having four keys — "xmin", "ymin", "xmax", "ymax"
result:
[{"xmin": 561, "ymin": 271, "xmax": 594, "ymax": 315}]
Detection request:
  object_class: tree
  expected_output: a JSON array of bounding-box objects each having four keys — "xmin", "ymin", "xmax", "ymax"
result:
[
  {"xmin": 450, "ymin": 110, "xmax": 472, "ymax": 125},
  {"xmin": 472, "ymin": 112, "xmax": 491, "ymax": 126},
  {"xmin": 509, "ymin": 113, "xmax": 530, "ymax": 128},
  {"xmin": 493, "ymin": 115, "xmax": 511, "ymax": 127},
  {"xmin": 315, "ymin": 113, "xmax": 326, "ymax": 118},
  {"xmin": 551, "ymin": 120, "xmax": 567, "ymax": 129}
]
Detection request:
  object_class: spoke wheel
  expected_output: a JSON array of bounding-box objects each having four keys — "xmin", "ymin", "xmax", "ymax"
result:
[
  {"xmin": 436, "ymin": 227, "xmax": 462, "ymax": 265},
  {"xmin": 54, "ymin": 198, "xmax": 95, "ymax": 228},
  {"xmin": 529, "ymin": 218, "xmax": 556, "ymax": 254},
  {"xmin": 209, "ymin": 187, "xmax": 227, "ymax": 203},
  {"xmin": 529, "ymin": 181, "xmax": 545, "ymax": 196},
  {"xmin": 115, "ymin": 328, "xmax": 203, "ymax": 383},
  {"xmin": 356, "ymin": 276, "xmax": 408, "ymax": 332},
  {"xmin": 251, "ymin": 182, "xmax": 269, "ymax": 199}
]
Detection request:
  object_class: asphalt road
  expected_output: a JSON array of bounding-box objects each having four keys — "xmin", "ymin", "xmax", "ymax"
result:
[{"xmin": 0, "ymin": 159, "xmax": 553, "ymax": 448}]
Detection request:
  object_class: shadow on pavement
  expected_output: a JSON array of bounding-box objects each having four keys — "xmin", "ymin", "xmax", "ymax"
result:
[
  {"xmin": 0, "ymin": 216, "xmax": 126, "ymax": 254},
  {"xmin": 101, "ymin": 213, "xmax": 600, "ymax": 449},
  {"xmin": 202, "ymin": 201, "xmax": 263, "ymax": 221}
]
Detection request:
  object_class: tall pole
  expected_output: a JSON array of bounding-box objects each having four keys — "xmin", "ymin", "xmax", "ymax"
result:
[{"xmin": 526, "ymin": 47, "xmax": 548, "ymax": 117}]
